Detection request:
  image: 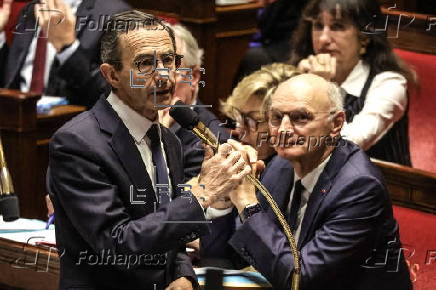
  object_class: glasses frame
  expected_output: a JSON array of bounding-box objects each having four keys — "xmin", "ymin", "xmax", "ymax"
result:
[
  {"xmin": 109, "ymin": 51, "xmax": 184, "ymax": 75},
  {"xmin": 231, "ymin": 107, "xmax": 267, "ymax": 133},
  {"xmin": 134, "ymin": 51, "xmax": 184, "ymax": 74}
]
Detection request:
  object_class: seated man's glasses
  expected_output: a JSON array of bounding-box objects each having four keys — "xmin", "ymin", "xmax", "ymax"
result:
[
  {"xmin": 232, "ymin": 107, "xmax": 267, "ymax": 132},
  {"xmin": 268, "ymin": 109, "xmax": 336, "ymax": 129},
  {"xmin": 134, "ymin": 52, "xmax": 183, "ymax": 74}
]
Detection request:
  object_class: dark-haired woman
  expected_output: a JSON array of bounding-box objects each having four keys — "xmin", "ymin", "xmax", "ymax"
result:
[{"xmin": 290, "ymin": 0, "xmax": 415, "ymax": 165}]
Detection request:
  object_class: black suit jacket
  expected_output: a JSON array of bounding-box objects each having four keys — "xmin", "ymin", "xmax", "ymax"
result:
[
  {"xmin": 47, "ymin": 98, "xmax": 209, "ymax": 290},
  {"xmin": 0, "ymin": 0, "xmax": 131, "ymax": 108},
  {"xmin": 229, "ymin": 141, "xmax": 412, "ymax": 290},
  {"xmin": 170, "ymin": 102, "xmax": 230, "ymax": 182}
]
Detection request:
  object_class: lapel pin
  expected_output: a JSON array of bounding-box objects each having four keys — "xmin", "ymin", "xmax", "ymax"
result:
[{"xmin": 321, "ymin": 189, "xmax": 327, "ymax": 194}]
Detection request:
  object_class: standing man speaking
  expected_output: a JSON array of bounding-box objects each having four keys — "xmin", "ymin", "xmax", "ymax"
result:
[{"xmin": 47, "ymin": 10, "xmax": 251, "ymax": 290}]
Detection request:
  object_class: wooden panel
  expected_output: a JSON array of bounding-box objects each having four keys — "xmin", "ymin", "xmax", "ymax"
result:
[
  {"xmin": 0, "ymin": 90, "xmax": 85, "ymax": 219},
  {"xmin": 379, "ymin": 7, "xmax": 436, "ymax": 53}
]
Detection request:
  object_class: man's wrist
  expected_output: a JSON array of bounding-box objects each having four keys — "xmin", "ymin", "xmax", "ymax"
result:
[
  {"xmin": 239, "ymin": 203, "xmax": 262, "ymax": 223},
  {"xmin": 235, "ymin": 198, "xmax": 258, "ymax": 214}
]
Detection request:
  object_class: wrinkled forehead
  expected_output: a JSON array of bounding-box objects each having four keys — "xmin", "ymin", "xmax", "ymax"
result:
[
  {"xmin": 271, "ymin": 75, "xmax": 331, "ymax": 112},
  {"xmin": 120, "ymin": 28, "xmax": 174, "ymax": 56}
]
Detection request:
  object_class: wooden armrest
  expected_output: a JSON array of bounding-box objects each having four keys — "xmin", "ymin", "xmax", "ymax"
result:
[{"xmin": 371, "ymin": 158, "xmax": 436, "ymax": 213}]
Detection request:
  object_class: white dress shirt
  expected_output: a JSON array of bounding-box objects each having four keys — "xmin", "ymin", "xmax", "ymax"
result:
[
  {"xmin": 340, "ymin": 60, "xmax": 408, "ymax": 151},
  {"xmin": 0, "ymin": 0, "xmax": 82, "ymax": 93},
  {"xmin": 108, "ymin": 92, "xmax": 231, "ymax": 219},
  {"xmin": 287, "ymin": 155, "xmax": 331, "ymax": 242},
  {"xmin": 107, "ymin": 92, "xmax": 172, "ymax": 197}
]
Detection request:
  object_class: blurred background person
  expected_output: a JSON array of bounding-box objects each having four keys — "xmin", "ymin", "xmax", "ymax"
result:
[
  {"xmin": 161, "ymin": 24, "xmax": 230, "ymax": 182},
  {"xmin": 233, "ymin": 0, "xmax": 307, "ymax": 86},
  {"xmin": 0, "ymin": 0, "xmax": 131, "ymax": 108},
  {"xmin": 290, "ymin": 0, "xmax": 416, "ymax": 165}
]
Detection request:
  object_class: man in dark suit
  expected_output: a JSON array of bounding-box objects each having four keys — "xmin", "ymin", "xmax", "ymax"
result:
[
  {"xmin": 0, "ymin": 0, "xmax": 131, "ymax": 108},
  {"xmin": 228, "ymin": 74, "xmax": 412, "ymax": 289},
  {"xmin": 47, "ymin": 10, "xmax": 251, "ymax": 290}
]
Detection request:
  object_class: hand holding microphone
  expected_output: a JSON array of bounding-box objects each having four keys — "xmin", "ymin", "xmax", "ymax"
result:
[{"xmin": 191, "ymin": 142, "xmax": 251, "ymax": 209}]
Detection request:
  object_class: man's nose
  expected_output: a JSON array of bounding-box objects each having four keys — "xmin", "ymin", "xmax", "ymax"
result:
[
  {"xmin": 278, "ymin": 115, "xmax": 294, "ymax": 135},
  {"xmin": 153, "ymin": 64, "xmax": 170, "ymax": 86}
]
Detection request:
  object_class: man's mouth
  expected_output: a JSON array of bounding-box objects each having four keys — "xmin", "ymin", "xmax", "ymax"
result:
[{"xmin": 153, "ymin": 89, "xmax": 171, "ymax": 97}]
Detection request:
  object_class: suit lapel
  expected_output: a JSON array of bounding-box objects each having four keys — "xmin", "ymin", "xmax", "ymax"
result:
[
  {"xmin": 298, "ymin": 171, "xmax": 332, "ymax": 248},
  {"xmin": 260, "ymin": 156, "xmax": 294, "ymax": 215},
  {"xmin": 298, "ymin": 141, "xmax": 357, "ymax": 248},
  {"xmin": 93, "ymin": 98, "xmax": 157, "ymax": 207},
  {"xmin": 5, "ymin": 5, "xmax": 36, "ymax": 87},
  {"xmin": 161, "ymin": 127, "xmax": 183, "ymax": 197}
]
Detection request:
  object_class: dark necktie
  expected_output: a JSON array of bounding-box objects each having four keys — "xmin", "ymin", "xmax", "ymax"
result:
[
  {"xmin": 288, "ymin": 180, "xmax": 304, "ymax": 234},
  {"xmin": 30, "ymin": 30, "xmax": 47, "ymax": 94},
  {"xmin": 147, "ymin": 124, "xmax": 171, "ymax": 205}
]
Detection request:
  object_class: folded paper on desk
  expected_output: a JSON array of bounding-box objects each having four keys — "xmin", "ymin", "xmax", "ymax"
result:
[
  {"xmin": 37, "ymin": 96, "xmax": 68, "ymax": 114},
  {"xmin": 0, "ymin": 216, "xmax": 49, "ymax": 232},
  {"xmin": 0, "ymin": 229, "xmax": 56, "ymax": 247},
  {"xmin": 195, "ymin": 267, "xmax": 271, "ymax": 288},
  {"xmin": 0, "ymin": 216, "xmax": 56, "ymax": 246}
]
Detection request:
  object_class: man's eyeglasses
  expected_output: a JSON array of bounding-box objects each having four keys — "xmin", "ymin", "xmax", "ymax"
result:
[
  {"xmin": 232, "ymin": 107, "xmax": 267, "ymax": 132},
  {"xmin": 134, "ymin": 52, "xmax": 183, "ymax": 74},
  {"xmin": 268, "ymin": 109, "xmax": 336, "ymax": 129}
]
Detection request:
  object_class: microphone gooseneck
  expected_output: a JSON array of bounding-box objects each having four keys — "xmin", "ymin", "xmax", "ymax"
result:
[
  {"xmin": 169, "ymin": 101, "xmax": 301, "ymax": 290},
  {"xmin": 0, "ymin": 135, "xmax": 20, "ymax": 222}
]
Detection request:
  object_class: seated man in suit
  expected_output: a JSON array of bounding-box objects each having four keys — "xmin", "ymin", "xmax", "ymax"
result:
[
  {"xmin": 228, "ymin": 74, "xmax": 412, "ymax": 289},
  {"xmin": 47, "ymin": 10, "xmax": 252, "ymax": 290},
  {"xmin": 161, "ymin": 24, "xmax": 230, "ymax": 182},
  {"xmin": 0, "ymin": 0, "xmax": 131, "ymax": 108}
]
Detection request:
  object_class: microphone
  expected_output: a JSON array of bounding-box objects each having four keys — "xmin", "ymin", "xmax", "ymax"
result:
[
  {"xmin": 0, "ymin": 135, "xmax": 20, "ymax": 222},
  {"xmin": 169, "ymin": 101, "xmax": 301, "ymax": 290},
  {"xmin": 169, "ymin": 101, "xmax": 220, "ymax": 152}
]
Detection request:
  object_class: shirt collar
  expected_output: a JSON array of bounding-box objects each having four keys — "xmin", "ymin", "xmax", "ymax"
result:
[
  {"xmin": 107, "ymin": 92, "xmax": 158, "ymax": 143},
  {"xmin": 293, "ymin": 154, "xmax": 331, "ymax": 193},
  {"xmin": 340, "ymin": 60, "xmax": 370, "ymax": 97},
  {"xmin": 64, "ymin": 0, "xmax": 83, "ymax": 13}
]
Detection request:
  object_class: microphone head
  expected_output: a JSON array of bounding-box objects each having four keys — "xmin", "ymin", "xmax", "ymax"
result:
[
  {"xmin": 0, "ymin": 194, "xmax": 20, "ymax": 222},
  {"xmin": 169, "ymin": 100, "xmax": 199, "ymax": 130}
]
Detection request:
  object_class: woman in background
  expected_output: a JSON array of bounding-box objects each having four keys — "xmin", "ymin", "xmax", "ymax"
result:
[
  {"xmin": 290, "ymin": 0, "xmax": 416, "ymax": 165},
  {"xmin": 221, "ymin": 62, "xmax": 300, "ymax": 166}
]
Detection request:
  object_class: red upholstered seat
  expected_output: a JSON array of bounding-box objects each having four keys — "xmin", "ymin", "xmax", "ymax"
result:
[
  {"xmin": 393, "ymin": 205, "xmax": 436, "ymax": 289},
  {"xmin": 394, "ymin": 49, "xmax": 436, "ymax": 173}
]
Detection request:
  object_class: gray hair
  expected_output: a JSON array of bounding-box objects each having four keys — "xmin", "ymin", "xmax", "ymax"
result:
[
  {"xmin": 326, "ymin": 82, "xmax": 344, "ymax": 114},
  {"xmin": 171, "ymin": 24, "xmax": 203, "ymax": 66}
]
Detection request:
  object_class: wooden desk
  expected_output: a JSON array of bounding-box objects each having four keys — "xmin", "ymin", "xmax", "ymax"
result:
[
  {"xmin": 0, "ymin": 89, "xmax": 85, "ymax": 219},
  {"xmin": 0, "ymin": 237, "xmax": 268, "ymax": 290},
  {"xmin": 0, "ymin": 237, "xmax": 58, "ymax": 290},
  {"xmin": 127, "ymin": 0, "xmax": 261, "ymax": 116}
]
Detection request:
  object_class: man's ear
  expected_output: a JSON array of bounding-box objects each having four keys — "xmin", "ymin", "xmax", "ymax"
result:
[
  {"xmin": 191, "ymin": 65, "xmax": 201, "ymax": 90},
  {"xmin": 100, "ymin": 63, "xmax": 121, "ymax": 89},
  {"xmin": 331, "ymin": 111, "xmax": 345, "ymax": 137}
]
